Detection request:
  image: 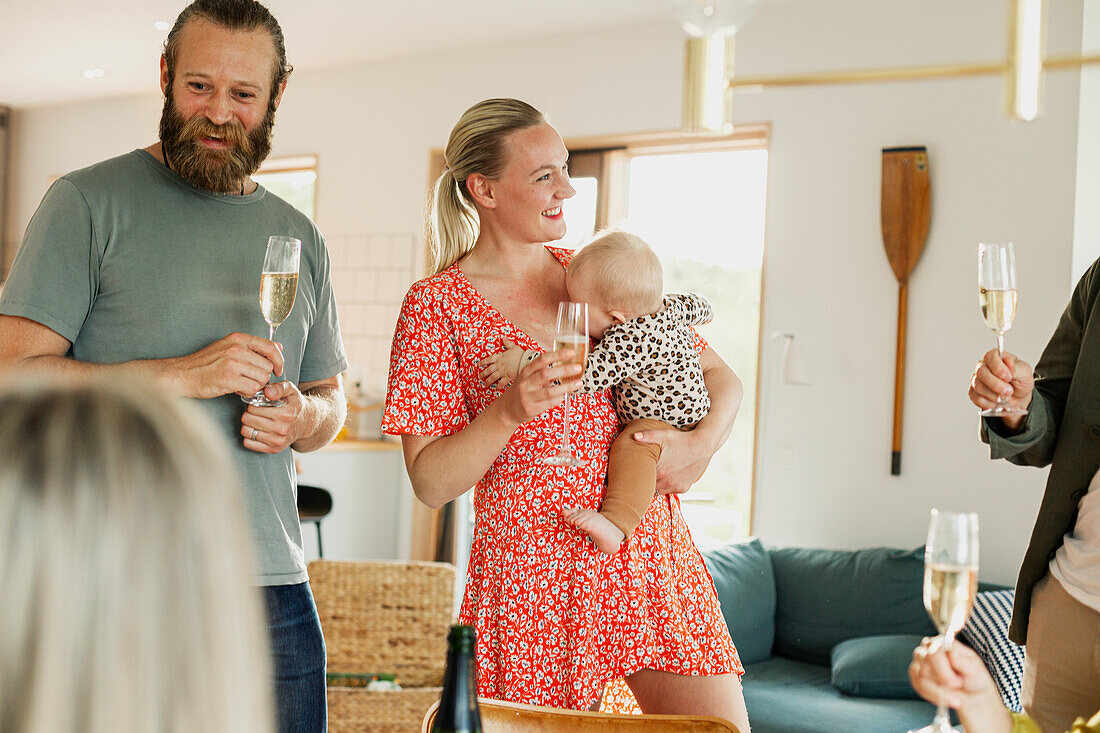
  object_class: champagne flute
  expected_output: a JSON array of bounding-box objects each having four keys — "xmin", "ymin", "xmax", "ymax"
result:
[
  {"xmin": 242, "ymin": 235, "xmax": 301, "ymax": 408},
  {"xmin": 543, "ymin": 301, "xmax": 588, "ymax": 467},
  {"xmin": 909, "ymin": 508, "xmax": 979, "ymax": 733},
  {"xmin": 978, "ymin": 241, "xmax": 1027, "ymax": 417}
]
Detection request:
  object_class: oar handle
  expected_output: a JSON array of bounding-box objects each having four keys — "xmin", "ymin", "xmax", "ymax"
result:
[{"xmin": 892, "ymin": 282, "xmax": 908, "ymax": 475}]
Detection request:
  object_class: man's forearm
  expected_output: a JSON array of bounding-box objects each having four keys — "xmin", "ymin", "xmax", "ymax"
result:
[
  {"xmin": 1, "ymin": 351, "xmax": 185, "ymax": 391},
  {"xmin": 291, "ymin": 385, "xmax": 346, "ymax": 452}
]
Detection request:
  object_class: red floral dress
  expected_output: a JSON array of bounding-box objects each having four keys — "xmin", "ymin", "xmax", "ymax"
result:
[{"xmin": 382, "ymin": 247, "xmax": 742, "ymax": 710}]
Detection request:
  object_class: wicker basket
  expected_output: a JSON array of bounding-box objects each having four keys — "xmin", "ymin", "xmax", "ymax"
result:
[
  {"xmin": 327, "ymin": 687, "xmax": 443, "ymax": 733},
  {"xmin": 309, "ymin": 559, "xmax": 456, "ymax": 733}
]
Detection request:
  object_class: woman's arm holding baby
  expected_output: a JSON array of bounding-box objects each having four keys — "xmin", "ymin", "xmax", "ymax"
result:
[{"xmin": 635, "ymin": 346, "xmax": 742, "ymax": 494}]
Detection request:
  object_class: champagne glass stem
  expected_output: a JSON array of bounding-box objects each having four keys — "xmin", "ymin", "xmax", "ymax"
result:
[
  {"xmin": 267, "ymin": 323, "xmax": 280, "ymax": 385},
  {"xmin": 995, "ymin": 331, "xmax": 1009, "ymax": 410},
  {"xmin": 933, "ymin": 693, "xmax": 951, "ymax": 731},
  {"xmin": 932, "ymin": 632, "xmax": 958, "ymax": 731}
]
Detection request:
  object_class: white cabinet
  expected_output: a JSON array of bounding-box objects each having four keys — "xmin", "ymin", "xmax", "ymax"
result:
[{"xmin": 294, "ymin": 440, "xmax": 413, "ymax": 562}]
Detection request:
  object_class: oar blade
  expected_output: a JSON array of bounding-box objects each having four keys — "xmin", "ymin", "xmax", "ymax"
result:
[{"xmin": 881, "ymin": 146, "xmax": 931, "ymax": 284}]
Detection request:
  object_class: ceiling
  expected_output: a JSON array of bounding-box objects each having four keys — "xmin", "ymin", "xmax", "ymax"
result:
[{"xmin": 0, "ymin": 0, "xmax": 677, "ymax": 109}]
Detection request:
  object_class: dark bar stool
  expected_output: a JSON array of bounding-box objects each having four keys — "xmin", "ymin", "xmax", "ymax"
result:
[{"xmin": 297, "ymin": 483, "xmax": 333, "ymax": 558}]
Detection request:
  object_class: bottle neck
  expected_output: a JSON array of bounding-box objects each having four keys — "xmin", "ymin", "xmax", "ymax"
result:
[{"xmin": 433, "ymin": 638, "xmax": 481, "ymax": 733}]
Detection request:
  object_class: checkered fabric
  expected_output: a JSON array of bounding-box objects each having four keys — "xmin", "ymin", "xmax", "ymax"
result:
[{"xmin": 960, "ymin": 590, "xmax": 1025, "ymax": 712}]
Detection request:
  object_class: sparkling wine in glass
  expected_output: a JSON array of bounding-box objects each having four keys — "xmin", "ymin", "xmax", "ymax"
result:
[
  {"xmin": 543, "ymin": 301, "xmax": 588, "ymax": 468},
  {"xmin": 978, "ymin": 241, "xmax": 1027, "ymax": 417},
  {"xmin": 909, "ymin": 508, "xmax": 979, "ymax": 733},
  {"xmin": 242, "ymin": 235, "xmax": 301, "ymax": 407}
]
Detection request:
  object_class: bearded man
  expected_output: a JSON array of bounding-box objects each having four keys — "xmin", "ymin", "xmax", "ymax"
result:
[{"xmin": 0, "ymin": 2, "xmax": 346, "ymax": 730}]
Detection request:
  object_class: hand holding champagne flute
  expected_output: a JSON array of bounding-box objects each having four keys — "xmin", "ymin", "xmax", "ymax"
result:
[
  {"xmin": 909, "ymin": 508, "xmax": 979, "ymax": 733},
  {"xmin": 977, "ymin": 242, "xmax": 1027, "ymax": 418},
  {"xmin": 243, "ymin": 235, "xmax": 301, "ymax": 407},
  {"xmin": 543, "ymin": 301, "xmax": 588, "ymax": 467}
]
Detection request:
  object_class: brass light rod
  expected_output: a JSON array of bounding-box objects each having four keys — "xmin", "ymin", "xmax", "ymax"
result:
[
  {"xmin": 725, "ymin": 55, "xmax": 1100, "ymax": 90},
  {"xmin": 681, "ymin": 0, "xmax": 1085, "ymax": 127}
]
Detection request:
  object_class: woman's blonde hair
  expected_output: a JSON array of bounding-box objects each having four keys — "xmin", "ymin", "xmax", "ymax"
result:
[
  {"xmin": 568, "ymin": 228, "xmax": 664, "ymax": 316},
  {"xmin": 426, "ymin": 98, "xmax": 545, "ymax": 274},
  {"xmin": 0, "ymin": 375, "xmax": 273, "ymax": 733}
]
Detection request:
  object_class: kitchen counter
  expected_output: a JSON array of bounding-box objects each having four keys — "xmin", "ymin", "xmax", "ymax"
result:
[
  {"xmin": 295, "ymin": 438, "xmax": 412, "ymax": 562},
  {"xmin": 320, "ymin": 437, "xmax": 402, "ymax": 452}
]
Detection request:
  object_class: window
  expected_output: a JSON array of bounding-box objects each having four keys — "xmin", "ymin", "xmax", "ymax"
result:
[
  {"xmin": 255, "ymin": 154, "xmax": 318, "ymax": 220},
  {"xmin": 623, "ymin": 148, "xmax": 767, "ymax": 549},
  {"xmin": 564, "ymin": 127, "xmax": 769, "ymax": 549}
]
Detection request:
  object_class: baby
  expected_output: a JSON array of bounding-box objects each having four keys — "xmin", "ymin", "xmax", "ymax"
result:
[{"xmin": 481, "ymin": 229, "xmax": 713, "ymax": 554}]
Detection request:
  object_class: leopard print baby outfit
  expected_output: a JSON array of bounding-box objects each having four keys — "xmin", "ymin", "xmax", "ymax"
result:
[{"xmin": 529, "ymin": 293, "xmax": 713, "ymax": 428}]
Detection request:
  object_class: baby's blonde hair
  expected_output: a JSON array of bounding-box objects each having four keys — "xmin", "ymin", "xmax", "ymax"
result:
[
  {"xmin": 0, "ymin": 374, "xmax": 273, "ymax": 733},
  {"xmin": 567, "ymin": 228, "xmax": 663, "ymax": 316}
]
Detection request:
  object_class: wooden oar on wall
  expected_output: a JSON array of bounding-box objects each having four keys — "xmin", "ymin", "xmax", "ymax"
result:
[{"xmin": 881, "ymin": 146, "xmax": 931, "ymax": 476}]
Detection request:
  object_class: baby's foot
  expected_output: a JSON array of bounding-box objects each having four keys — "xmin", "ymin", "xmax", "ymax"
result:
[{"xmin": 563, "ymin": 507, "xmax": 626, "ymax": 555}]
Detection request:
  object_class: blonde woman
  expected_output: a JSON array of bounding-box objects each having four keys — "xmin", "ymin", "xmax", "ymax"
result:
[
  {"xmin": 0, "ymin": 374, "xmax": 273, "ymax": 733},
  {"xmin": 384, "ymin": 98, "xmax": 750, "ymax": 730}
]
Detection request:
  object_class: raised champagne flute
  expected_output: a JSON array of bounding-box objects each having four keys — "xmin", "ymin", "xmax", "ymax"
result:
[
  {"xmin": 909, "ymin": 508, "xmax": 979, "ymax": 733},
  {"xmin": 242, "ymin": 235, "xmax": 301, "ymax": 408},
  {"xmin": 978, "ymin": 241, "xmax": 1027, "ymax": 417},
  {"xmin": 543, "ymin": 301, "xmax": 589, "ymax": 468}
]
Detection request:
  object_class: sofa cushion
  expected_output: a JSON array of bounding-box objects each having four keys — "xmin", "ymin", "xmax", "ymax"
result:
[
  {"xmin": 742, "ymin": 657, "xmax": 942, "ymax": 733},
  {"xmin": 960, "ymin": 589, "xmax": 1024, "ymax": 712},
  {"xmin": 703, "ymin": 537, "xmax": 776, "ymax": 664},
  {"xmin": 830, "ymin": 634, "xmax": 924, "ymax": 699},
  {"xmin": 770, "ymin": 546, "xmax": 937, "ymax": 665}
]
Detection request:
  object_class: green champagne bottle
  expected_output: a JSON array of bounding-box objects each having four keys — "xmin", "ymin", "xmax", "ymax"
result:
[{"xmin": 431, "ymin": 624, "xmax": 483, "ymax": 733}]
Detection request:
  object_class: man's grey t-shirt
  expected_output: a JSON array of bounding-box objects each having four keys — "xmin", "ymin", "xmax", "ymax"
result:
[{"xmin": 0, "ymin": 149, "xmax": 348, "ymax": 585}]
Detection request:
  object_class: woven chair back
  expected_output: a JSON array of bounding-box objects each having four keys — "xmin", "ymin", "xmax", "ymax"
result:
[{"xmin": 309, "ymin": 559, "xmax": 456, "ymax": 688}]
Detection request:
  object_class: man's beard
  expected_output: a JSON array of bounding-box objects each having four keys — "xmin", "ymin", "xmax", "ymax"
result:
[{"xmin": 158, "ymin": 87, "xmax": 275, "ymax": 194}]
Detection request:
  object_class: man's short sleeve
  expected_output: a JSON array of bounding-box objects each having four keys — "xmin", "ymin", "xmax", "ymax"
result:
[
  {"xmin": 298, "ymin": 233, "xmax": 348, "ymax": 382},
  {"xmin": 0, "ymin": 178, "xmax": 98, "ymax": 344}
]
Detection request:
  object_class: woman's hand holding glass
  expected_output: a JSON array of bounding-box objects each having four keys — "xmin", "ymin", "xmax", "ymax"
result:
[
  {"xmin": 909, "ymin": 639, "xmax": 1014, "ymax": 733},
  {"xmin": 493, "ymin": 347, "xmax": 582, "ymax": 428},
  {"xmin": 909, "ymin": 508, "xmax": 980, "ymax": 733}
]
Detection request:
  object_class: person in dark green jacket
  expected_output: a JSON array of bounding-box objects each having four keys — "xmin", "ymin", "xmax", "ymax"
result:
[{"xmin": 969, "ymin": 259, "xmax": 1100, "ymax": 733}]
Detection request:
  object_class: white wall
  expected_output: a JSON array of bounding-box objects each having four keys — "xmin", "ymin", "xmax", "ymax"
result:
[
  {"xmin": 738, "ymin": 0, "xmax": 1082, "ymax": 584},
  {"xmin": 1074, "ymin": 0, "xmax": 1100, "ymax": 284},
  {"xmin": 6, "ymin": 0, "xmax": 1088, "ymax": 584}
]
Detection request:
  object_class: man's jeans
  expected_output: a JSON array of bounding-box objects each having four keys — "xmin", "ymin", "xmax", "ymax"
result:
[{"xmin": 263, "ymin": 581, "xmax": 327, "ymax": 733}]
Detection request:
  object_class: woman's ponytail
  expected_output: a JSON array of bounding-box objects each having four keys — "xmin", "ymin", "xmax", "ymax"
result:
[{"xmin": 425, "ymin": 98, "xmax": 545, "ymax": 274}]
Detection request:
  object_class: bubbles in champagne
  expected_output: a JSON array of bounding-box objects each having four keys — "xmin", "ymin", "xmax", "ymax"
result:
[
  {"xmin": 260, "ymin": 272, "xmax": 298, "ymax": 326},
  {"xmin": 553, "ymin": 335, "xmax": 588, "ymax": 368},
  {"xmin": 923, "ymin": 563, "xmax": 977, "ymax": 636},
  {"xmin": 979, "ymin": 287, "xmax": 1017, "ymax": 333}
]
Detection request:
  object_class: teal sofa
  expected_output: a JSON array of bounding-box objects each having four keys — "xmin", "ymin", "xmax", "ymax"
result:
[{"xmin": 702, "ymin": 540, "xmax": 994, "ymax": 733}]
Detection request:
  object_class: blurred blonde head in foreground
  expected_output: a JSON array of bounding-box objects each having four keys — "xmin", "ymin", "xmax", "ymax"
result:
[{"xmin": 0, "ymin": 374, "xmax": 273, "ymax": 733}]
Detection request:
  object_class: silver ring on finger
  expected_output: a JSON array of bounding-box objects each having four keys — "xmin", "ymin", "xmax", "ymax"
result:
[{"xmin": 251, "ymin": 428, "xmax": 259, "ymax": 441}]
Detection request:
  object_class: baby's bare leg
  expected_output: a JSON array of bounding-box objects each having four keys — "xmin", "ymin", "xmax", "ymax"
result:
[{"xmin": 564, "ymin": 418, "xmax": 669, "ymax": 554}]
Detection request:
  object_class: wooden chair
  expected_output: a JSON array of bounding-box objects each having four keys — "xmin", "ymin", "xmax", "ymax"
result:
[{"xmin": 421, "ymin": 698, "xmax": 742, "ymax": 732}]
